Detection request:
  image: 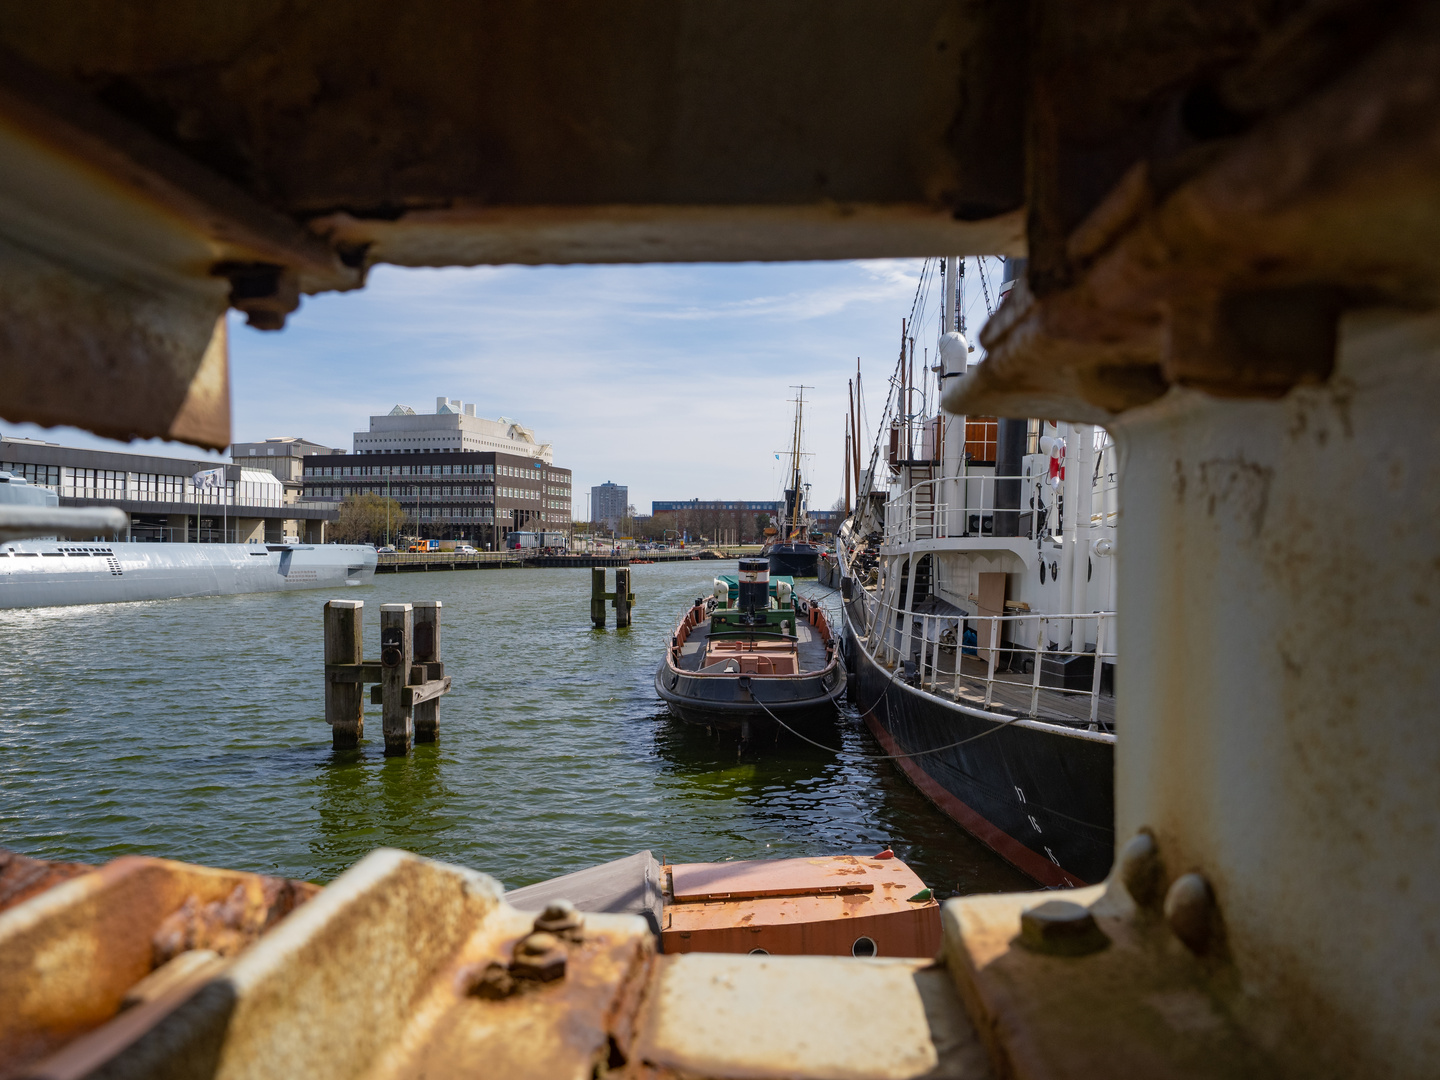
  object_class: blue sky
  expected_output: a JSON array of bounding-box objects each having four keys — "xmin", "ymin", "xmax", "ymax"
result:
[{"xmin": 5, "ymin": 259, "xmax": 1002, "ymax": 516}]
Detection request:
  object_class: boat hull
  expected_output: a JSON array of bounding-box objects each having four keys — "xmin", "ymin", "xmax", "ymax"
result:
[
  {"xmin": 0, "ymin": 541, "xmax": 377, "ymax": 609},
  {"xmin": 816, "ymin": 552, "xmax": 840, "ymax": 588},
  {"xmin": 765, "ymin": 544, "xmax": 819, "ymax": 578},
  {"xmin": 842, "ymin": 596, "xmax": 1114, "ymax": 888},
  {"xmin": 655, "ymin": 663, "xmax": 843, "ymax": 731}
]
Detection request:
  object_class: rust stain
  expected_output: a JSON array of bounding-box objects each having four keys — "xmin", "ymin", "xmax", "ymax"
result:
[{"xmin": 0, "ymin": 849, "xmax": 92, "ymax": 916}]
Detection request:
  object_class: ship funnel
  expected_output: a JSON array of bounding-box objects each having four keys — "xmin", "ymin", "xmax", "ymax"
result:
[{"xmin": 737, "ymin": 558, "xmax": 770, "ymax": 614}]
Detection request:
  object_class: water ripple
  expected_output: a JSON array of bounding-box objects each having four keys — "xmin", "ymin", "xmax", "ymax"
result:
[{"xmin": 0, "ymin": 563, "xmax": 1029, "ymax": 895}]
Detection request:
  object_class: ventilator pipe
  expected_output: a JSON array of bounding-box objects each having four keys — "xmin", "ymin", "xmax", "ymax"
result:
[{"xmin": 993, "ymin": 419, "xmax": 1028, "ymax": 537}]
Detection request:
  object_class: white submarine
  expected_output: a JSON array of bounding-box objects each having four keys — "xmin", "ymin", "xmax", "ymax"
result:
[{"xmin": 0, "ymin": 472, "xmax": 376, "ymax": 609}]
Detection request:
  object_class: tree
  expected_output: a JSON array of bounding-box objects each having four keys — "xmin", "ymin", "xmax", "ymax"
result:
[{"xmin": 331, "ymin": 494, "xmax": 409, "ymax": 545}]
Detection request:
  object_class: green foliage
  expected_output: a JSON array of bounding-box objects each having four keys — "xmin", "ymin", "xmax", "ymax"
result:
[{"xmin": 330, "ymin": 493, "xmax": 408, "ymax": 545}]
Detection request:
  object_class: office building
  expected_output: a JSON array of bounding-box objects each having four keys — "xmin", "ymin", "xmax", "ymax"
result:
[
  {"xmin": 1, "ymin": 434, "xmax": 336, "ymax": 543},
  {"xmin": 302, "ymin": 450, "xmax": 572, "ymax": 548},
  {"xmin": 591, "ymin": 482, "xmax": 628, "ymax": 528},
  {"xmin": 229, "ymin": 437, "xmax": 343, "ymax": 503},
  {"xmin": 353, "ymin": 398, "xmax": 553, "ymax": 462}
]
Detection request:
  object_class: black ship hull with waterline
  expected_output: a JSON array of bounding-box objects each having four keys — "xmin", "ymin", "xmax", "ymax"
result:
[
  {"xmin": 839, "ymin": 580, "xmax": 1114, "ymax": 888},
  {"xmin": 765, "ymin": 541, "xmax": 820, "ymax": 579}
]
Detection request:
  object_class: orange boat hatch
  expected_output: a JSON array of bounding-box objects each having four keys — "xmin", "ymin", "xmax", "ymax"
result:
[
  {"xmin": 672, "ymin": 856, "xmax": 878, "ymax": 900},
  {"xmin": 663, "ymin": 855, "xmax": 941, "ymax": 958}
]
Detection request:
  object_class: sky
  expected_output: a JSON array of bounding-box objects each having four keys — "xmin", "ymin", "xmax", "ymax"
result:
[{"xmin": 4, "ymin": 259, "xmax": 1003, "ymax": 517}]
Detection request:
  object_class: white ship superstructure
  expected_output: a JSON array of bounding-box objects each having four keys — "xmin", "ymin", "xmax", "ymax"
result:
[{"xmin": 838, "ymin": 257, "xmax": 1119, "ymax": 886}]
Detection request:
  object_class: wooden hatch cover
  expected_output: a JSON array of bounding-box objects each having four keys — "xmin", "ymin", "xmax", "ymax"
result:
[{"xmin": 670, "ymin": 856, "xmax": 886, "ymax": 901}]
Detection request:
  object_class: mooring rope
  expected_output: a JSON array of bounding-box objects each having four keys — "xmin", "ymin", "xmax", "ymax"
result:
[{"xmin": 750, "ymin": 669, "xmax": 1031, "ymax": 762}]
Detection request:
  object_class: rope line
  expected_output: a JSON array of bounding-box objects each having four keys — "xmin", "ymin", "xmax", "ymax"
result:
[{"xmin": 750, "ymin": 663, "xmax": 1030, "ymax": 762}]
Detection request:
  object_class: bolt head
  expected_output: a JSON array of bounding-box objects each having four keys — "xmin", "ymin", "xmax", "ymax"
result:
[
  {"xmin": 1164, "ymin": 873, "xmax": 1214, "ymax": 955},
  {"xmin": 517, "ymin": 931, "xmax": 559, "ymax": 955},
  {"xmin": 534, "ymin": 899, "xmax": 584, "ymax": 936},
  {"xmin": 1018, "ymin": 900, "xmax": 1109, "ymax": 956},
  {"xmin": 1119, "ymin": 832, "xmax": 1163, "ymax": 908},
  {"xmin": 511, "ymin": 931, "xmax": 567, "ymax": 982}
]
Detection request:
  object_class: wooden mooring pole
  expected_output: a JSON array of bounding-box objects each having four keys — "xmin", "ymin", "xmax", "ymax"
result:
[
  {"xmin": 590, "ymin": 568, "xmax": 635, "ymax": 628},
  {"xmin": 324, "ymin": 599, "xmax": 451, "ymax": 754},
  {"xmin": 614, "ymin": 567, "xmax": 633, "ymax": 628},
  {"xmin": 323, "ymin": 600, "xmax": 365, "ymax": 748},
  {"xmin": 380, "ymin": 603, "xmax": 414, "ymax": 755},
  {"xmin": 413, "ymin": 601, "xmax": 442, "ymax": 743},
  {"xmin": 591, "ymin": 567, "xmax": 607, "ymax": 628}
]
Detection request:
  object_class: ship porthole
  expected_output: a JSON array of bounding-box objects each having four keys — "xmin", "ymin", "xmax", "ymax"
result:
[
  {"xmin": 748, "ymin": 948, "xmax": 769, "ymax": 955},
  {"xmin": 852, "ymin": 936, "xmax": 878, "ymax": 958}
]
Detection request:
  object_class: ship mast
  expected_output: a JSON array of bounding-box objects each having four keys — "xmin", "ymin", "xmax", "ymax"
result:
[{"xmin": 788, "ymin": 387, "xmax": 807, "ymax": 538}]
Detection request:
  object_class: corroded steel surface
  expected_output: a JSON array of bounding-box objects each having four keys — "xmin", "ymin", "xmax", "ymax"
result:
[
  {"xmin": 0, "ymin": 854, "xmax": 317, "ymax": 1078},
  {"xmin": 0, "ymin": 846, "xmax": 985, "ymax": 1079},
  {"xmin": 0, "ymin": 848, "xmax": 92, "ymax": 916},
  {"xmin": 942, "ymin": 875, "xmax": 1271, "ymax": 1079}
]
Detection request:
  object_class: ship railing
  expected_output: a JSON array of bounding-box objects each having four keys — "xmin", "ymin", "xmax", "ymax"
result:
[
  {"xmin": 881, "ymin": 476, "xmax": 1121, "ymax": 547},
  {"xmin": 858, "ymin": 586, "xmax": 1116, "ymax": 725},
  {"xmin": 881, "ymin": 474, "xmax": 1039, "ymax": 546}
]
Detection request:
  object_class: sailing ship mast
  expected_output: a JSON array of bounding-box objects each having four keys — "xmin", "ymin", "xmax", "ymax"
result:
[{"xmin": 785, "ymin": 386, "xmax": 809, "ymax": 539}]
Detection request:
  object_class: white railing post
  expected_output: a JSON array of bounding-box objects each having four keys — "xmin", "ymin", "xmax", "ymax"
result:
[
  {"xmin": 1029, "ymin": 616, "xmax": 1046, "ymax": 717},
  {"xmin": 1089, "ymin": 613, "xmax": 1105, "ymax": 725},
  {"xmin": 896, "ymin": 560, "xmax": 917, "ymax": 671},
  {"xmin": 919, "ymin": 614, "xmax": 930, "ymax": 686},
  {"xmin": 932, "ymin": 614, "xmax": 942, "ymax": 687},
  {"xmin": 984, "ymin": 615, "xmax": 999, "ymax": 707}
]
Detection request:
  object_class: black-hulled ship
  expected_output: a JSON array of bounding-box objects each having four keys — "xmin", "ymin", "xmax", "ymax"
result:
[
  {"xmin": 834, "ymin": 257, "xmax": 1117, "ymax": 888},
  {"xmin": 762, "ymin": 389, "xmax": 821, "ymax": 577},
  {"xmin": 655, "ymin": 557, "xmax": 843, "ymax": 736}
]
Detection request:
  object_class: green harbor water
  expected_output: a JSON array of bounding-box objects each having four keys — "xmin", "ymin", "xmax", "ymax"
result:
[{"xmin": 0, "ymin": 560, "xmax": 1030, "ymax": 896}]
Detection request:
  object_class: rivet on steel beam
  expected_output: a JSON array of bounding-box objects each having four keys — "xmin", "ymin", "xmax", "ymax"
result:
[
  {"xmin": 1018, "ymin": 900, "xmax": 1109, "ymax": 956},
  {"xmin": 534, "ymin": 899, "xmax": 585, "ymax": 939},
  {"xmin": 1119, "ymin": 831, "xmax": 1164, "ymax": 908},
  {"xmin": 1164, "ymin": 872, "xmax": 1215, "ymax": 954},
  {"xmin": 511, "ymin": 931, "xmax": 567, "ymax": 982}
]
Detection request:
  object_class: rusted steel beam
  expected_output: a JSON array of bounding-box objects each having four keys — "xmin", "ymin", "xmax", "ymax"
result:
[
  {"xmin": 0, "ymin": 846, "xmax": 989, "ymax": 1080},
  {"xmin": 0, "ymin": 849, "xmax": 92, "ymax": 916},
  {"xmin": 953, "ymin": 8, "xmax": 1440, "ymax": 422},
  {"xmin": 0, "ymin": 51, "xmax": 360, "ymax": 447}
]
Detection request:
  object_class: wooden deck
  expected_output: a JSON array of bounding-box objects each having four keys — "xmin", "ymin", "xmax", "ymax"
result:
[{"xmin": 677, "ymin": 618, "xmax": 830, "ymax": 675}]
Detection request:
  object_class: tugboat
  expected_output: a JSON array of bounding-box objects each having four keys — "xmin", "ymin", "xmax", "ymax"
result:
[
  {"xmin": 654, "ymin": 557, "xmax": 844, "ymax": 735},
  {"xmin": 762, "ymin": 388, "xmax": 821, "ymax": 578}
]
